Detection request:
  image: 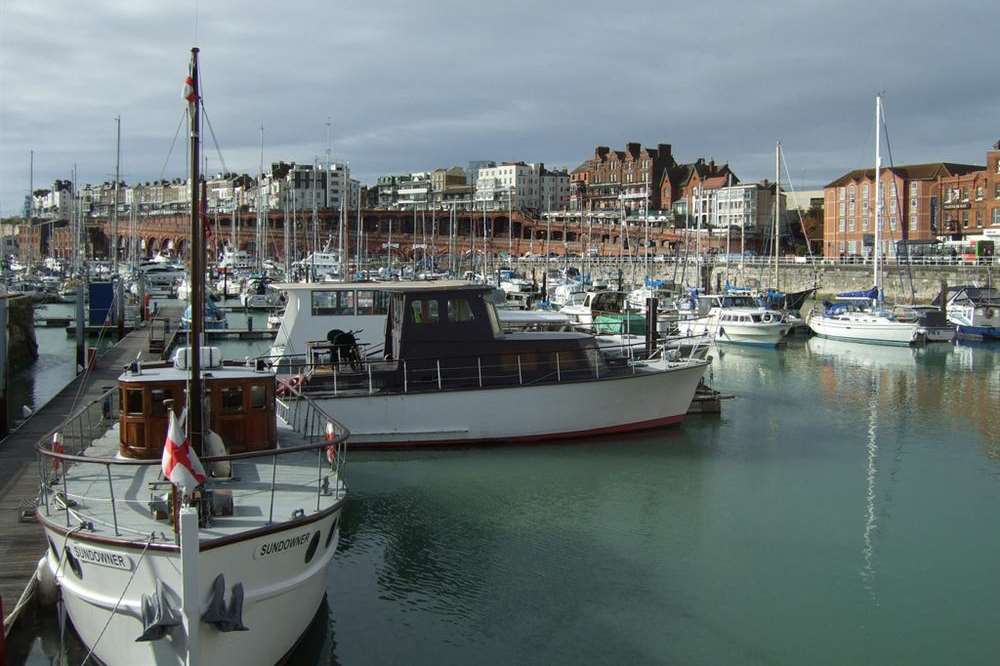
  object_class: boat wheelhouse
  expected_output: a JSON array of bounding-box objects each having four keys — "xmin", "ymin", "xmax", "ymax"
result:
[{"xmin": 273, "ymin": 281, "xmax": 709, "ymax": 447}]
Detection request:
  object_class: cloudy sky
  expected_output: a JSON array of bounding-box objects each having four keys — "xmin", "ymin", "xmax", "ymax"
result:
[{"xmin": 1, "ymin": 0, "xmax": 997, "ymax": 215}]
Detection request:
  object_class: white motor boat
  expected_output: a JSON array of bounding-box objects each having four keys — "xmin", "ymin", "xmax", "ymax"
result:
[
  {"xmin": 240, "ymin": 276, "xmax": 283, "ymax": 309},
  {"xmin": 934, "ymin": 285, "xmax": 1000, "ymax": 340},
  {"xmin": 35, "ymin": 350, "xmax": 348, "ymax": 665},
  {"xmin": 32, "ymin": 51, "xmax": 349, "ymax": 666},
  {"xmin": 218, "ymin": 248, "xmax": 254, "ymax": 272},
  {"xmin": 677, "ymin": 294, "xmax": 791, "ymax": 347},
  {"xmin": 273, "ymin": 281, "xmax": 709, "ymax": 448}
]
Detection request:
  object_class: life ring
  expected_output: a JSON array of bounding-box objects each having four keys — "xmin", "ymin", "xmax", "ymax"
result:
[{"xmin": 762, "ymin": 312, "xmax": 776, "ymax": 323}]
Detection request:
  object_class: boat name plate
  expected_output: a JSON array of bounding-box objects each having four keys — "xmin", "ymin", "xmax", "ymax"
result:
[
  {"xmin": 70, "ymin": 544, "xmax": 134, "ymax": 571},
  {"xmin": 254, "ymin": 531, "xmax": 313, "ymax": 559}
]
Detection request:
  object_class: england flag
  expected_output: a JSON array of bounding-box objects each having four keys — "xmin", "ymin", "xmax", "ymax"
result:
[{"xmin": 162, "ymin": 408, "xmax": 206, "ymax": 497}]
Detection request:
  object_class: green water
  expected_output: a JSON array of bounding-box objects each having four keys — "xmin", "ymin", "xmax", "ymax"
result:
[{"xmin": 13, "ymin": 337, "xmax": 1000, "ymax": 665}]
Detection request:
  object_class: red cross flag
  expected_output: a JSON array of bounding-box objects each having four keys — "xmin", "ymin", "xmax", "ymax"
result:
[{"xmin": 162, "ymin": 408, "xmax": 206, "ymax": 496}]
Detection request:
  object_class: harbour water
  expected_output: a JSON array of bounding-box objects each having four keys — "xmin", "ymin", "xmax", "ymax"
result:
[{"xmin": 11, "ymin": 333, "xmax": 1000, "ymax": 665}]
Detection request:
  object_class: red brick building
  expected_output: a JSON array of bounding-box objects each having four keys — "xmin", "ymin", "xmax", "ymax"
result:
[
  {"xmin": 937, "ymin": 143, "xmax": 1000, "ymax": 237},
  {"xmin": 570, "ymin": 142, "xmax": 676, "ymax": 213},
  {"xmin": 822, "ymin": 162, "xmax": 982, "ymax": 258}
]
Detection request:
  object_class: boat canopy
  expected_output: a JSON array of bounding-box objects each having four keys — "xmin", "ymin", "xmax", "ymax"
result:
[{"xmin": 836, "ymin": 287, "xmax": 879, "ymax": 300}]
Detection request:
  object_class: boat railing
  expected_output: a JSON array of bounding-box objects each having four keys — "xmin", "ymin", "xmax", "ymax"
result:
[{"xmin": 34, "ymin": 385, "xmax": 349, "ymax": 539}]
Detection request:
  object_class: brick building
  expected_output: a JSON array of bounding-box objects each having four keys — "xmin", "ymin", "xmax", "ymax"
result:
[
  {"xmin": 937, "ymin": 142, "xmax": 1000, "ymax": 237},
  {"xmin": 570, "ymin": 142, "xmax": 676, "ymax": 214},
  {"xmin": 822, "ymin": 162, "xmax": 982, "ymax": 258}
]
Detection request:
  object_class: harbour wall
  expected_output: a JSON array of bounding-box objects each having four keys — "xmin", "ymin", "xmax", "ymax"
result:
[{"xmin": 507, "ymin": 260, "xmax": 998, "ymax": 302}]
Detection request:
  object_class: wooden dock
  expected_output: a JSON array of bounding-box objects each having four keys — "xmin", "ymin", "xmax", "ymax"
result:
[{"xmin": 0, "ymin": 301, "xmax": 184, "ymax": 635}]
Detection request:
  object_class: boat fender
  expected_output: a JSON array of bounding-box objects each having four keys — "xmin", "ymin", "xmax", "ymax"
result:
[{"xmin": 36, "ymin": 555, "xmax": 59, "ymax": 607}]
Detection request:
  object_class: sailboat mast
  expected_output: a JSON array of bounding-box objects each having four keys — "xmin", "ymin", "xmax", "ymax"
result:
[
  {"xmin": 873, "ymin": 94, "xmax": 881, "ymax": 300},
  {"xmin": 774, "ymin": 141, "xmax": 780, "ymax": 289},
  {"xmin": 188, "ymin": 47, "xmax": 204, "ymax": 455}
]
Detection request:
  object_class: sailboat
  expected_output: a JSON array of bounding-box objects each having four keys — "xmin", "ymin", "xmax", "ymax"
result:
[
  {"xmin": 34, "ymin": 48, "xmax": 349, "ymax": 665},
  {"xmin": 807, "ymin": 95, "xmax": 926, "ymax": 346}
]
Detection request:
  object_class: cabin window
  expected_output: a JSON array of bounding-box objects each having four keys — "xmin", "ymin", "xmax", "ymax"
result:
[
  {"xmin": 410, "ymin": 299, "xmax": 440, "ymax": 325},
  {"xmin": 150, "ymin": 388, "xmax": 173, "ymax": 417},
  {"xmin": 126, "ymin": 389, "xmax": 144, "ymax": 415},
  {"xmin": 447, "ymin": 298, "xmax": 476, "ymax": 323},
  {"xmin": 311, "ymin": 290, "xmax": 353, "ymax": 316},
  {"xmin": 221, "ymin": 386, "xmax": 244, "ymax": 413},
  {"xmin": 357, "ymin": 290, "xmax": 389, "ymax": 315},
  {"xmin": 250, "ymin": 384, "xmax": 267, "ymax": 409}
]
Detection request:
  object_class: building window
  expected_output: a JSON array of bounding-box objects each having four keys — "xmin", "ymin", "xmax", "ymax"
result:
[
  {"xmin": 976, "ymin": 186, "xmax": 984, "ymax": 201},
  {"xmin": 839, "ymin": 201, "xmax": 845, "ymax": 216},
  {"xmin": 994, "ymin": 208, "xmax": 1000, "ymax": 226},
  {"xmin": 890, "ymin": 216, "xmax": 897, "ymax": 231},
  {"xmin": 838, "ymin": 187, "xmax": 846, "ymax": 201},
  {"xmin": 839, "ymin": 241, "xmax": 846, "ymax": 255},
  {"xmin": 962, "ymin": 211, "xmax": 970, "ymax": 228},
  {"xmin": 995, "ymin": 183, "xmax": 1000, "ymax": 199},
  {"xmin": 910, "ymin": 214, "xmax": 918, "ymax": 231},
  {"xmin": 848, "ymin": 218, "xmax": 855, "ymax": 232},
  {"xmin": 848, "ymin": 240, "xmax": 857, "ymax": 255},
  {"xmin": 976, "ymin": 210, "xmax": 983, "ymax": 227}
]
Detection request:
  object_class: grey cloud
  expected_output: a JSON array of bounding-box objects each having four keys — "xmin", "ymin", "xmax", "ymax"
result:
[{"xmin": 2, "ymin": 0, "xmax": 997, "ymax": 214}]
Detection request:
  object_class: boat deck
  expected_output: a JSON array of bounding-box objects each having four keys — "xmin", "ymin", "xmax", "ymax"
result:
[{"xmin": 44, "ymin": 426, "xmax": 344, "ymax": 547}]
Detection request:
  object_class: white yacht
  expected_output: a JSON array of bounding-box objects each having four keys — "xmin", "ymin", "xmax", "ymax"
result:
[
  {"xmin": 807, "ymin": 95, "xmax": 925, "ymax": 347},
  {"xmin": 271, "ymin": 281, "xmax": 709, "ymax": 448},
  {"xmin": 677, "ymin": 293, "xmax": 791, "ymax": 347}
]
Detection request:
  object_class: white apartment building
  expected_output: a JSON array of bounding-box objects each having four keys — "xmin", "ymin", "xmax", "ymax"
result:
[
  {"xmin": 32, "ymin": 180, "xmax": 74, "ymax": 219},
  {"xmin": 712, "ymin": 182, "xmax": 785, "ymax": 234},
  {"xmin": 396, "ymin": 172, "xmax": 432, "ymax": 209},
  {"xmin": 475, "ymin": 162, "xmax": 568, "ymax": 211},
  {"xmin": 262, "ymin": 161, "xmax": 354, "ymax": 211}
]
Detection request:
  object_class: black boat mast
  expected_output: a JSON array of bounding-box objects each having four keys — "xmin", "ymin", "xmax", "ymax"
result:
[{"xmin": 187, "ymin": 47, "xmax": 203, "ymax": 455}]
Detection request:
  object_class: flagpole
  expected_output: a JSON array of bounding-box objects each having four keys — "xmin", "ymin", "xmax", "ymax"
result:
[{"xmin": 187, "ymin": 47, "xmax": 204, "ymax": 456}]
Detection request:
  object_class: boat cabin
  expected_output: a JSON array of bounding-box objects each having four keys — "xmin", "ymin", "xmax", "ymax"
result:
[
  {"xmin": 301, "ymin": 281, "xmax": 605, "ymax": 391},
  {"xmin": 118, "ymin": 348, "xmax": 277, "ymax": 459}
]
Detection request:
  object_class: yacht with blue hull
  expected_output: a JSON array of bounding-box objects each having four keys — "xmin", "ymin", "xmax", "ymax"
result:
[{"xmin": 271, "ymin": 281, "xmax": 709, "ymax": 448}]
